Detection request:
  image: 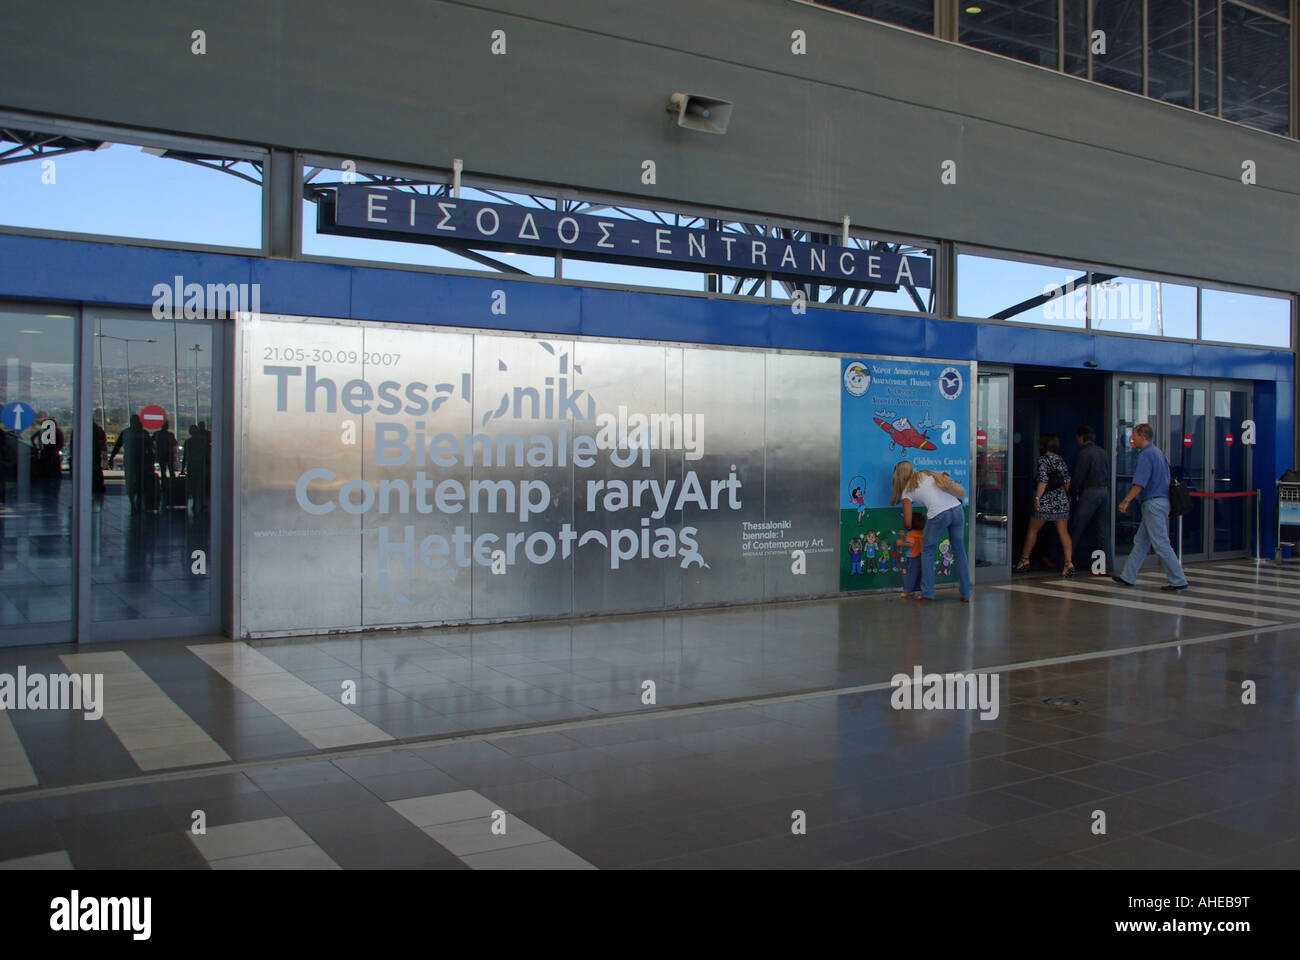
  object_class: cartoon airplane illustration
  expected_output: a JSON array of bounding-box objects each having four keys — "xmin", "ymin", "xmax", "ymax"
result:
[{"xmin": 874, "ymin": 415, "xmax": 937, "ymax": 451}]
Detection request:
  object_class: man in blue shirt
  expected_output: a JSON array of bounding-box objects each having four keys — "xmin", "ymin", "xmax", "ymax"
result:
[{"xmin": 1112, "ymin": 423, "xmax": 1188, "ymax": 590}]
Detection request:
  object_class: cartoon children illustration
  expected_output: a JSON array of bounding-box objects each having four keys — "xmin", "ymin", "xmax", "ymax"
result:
[
  {"xmin": 937, "ymin": 539, "xmax": 954, "ymax": 578},
  {"xmin": 864, "ymin": 530, "xmax": 880, "ymax": 573},
  {"xmin": 850, "ymin": 486, "xmax": 865, "ymax": 526},
  {"xmin": 878, "ymin": 545, "xmax": 891, "ymax": 574},
  {"xmin": 847, "ymin": 537, "xmax": 864, "ymax": 575}
]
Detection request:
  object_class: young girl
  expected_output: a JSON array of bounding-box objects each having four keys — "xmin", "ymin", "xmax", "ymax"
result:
[{"xmin": 896, "ymin": 514, "xmax": 926, "ymax": 598}]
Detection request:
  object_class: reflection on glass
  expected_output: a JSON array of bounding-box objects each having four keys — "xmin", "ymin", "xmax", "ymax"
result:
[
  {"xmin": 960, "ymin": 0, "xmax": 1059, "ymax": 68},
  {"xmin": 1213, "ymin": 388, "xmax": 1249, "ymax": 555},
  {"xmin": 91, "ymin": 316, "xmax": 212, "ymax": 622},
  {"xmin": 1063, "ymin": 0, "xmax": 1088, "ymax": 76},
  {"xmin": 1115, "ymin": 380, "xmax": 1157, "ymax": 556},
  {"xmin": 1148, "ymin": 0, "xmax": 1195, "ymax": 108},
  {"xmin": 1168, "ymin": 386, "xmax": 1206, "ymax": 556},
  {"xmin": 1090, "ymin": 277, "xmax": 1196, "ymax": 338},
  {"xmin": 1220, "ymin": 3, "xmax": 1290, "ymax": 135},
  {"xmin": 1200, "ymin": 289, "xmax": 1291, "ymax": 347},
  {"xmin": 976, "ymin": 373, "xmax": 1010, "ymax": 568},
  {"xmin": 810, "ymin": 0, "xmax": 935, "ymax": 33},
  {"xmin": 0, "ymin": 306, "xmax": 75, "ymax": 631},
  {"xmin": 1092, "ymin": 0, "xmax": 1143, "ymax": 93},
  {"xmin": 957, "ymin": 255, "xmax": 1088, "ymax": 328},
  {"xmin": 1198, "ymin": 0, "xmax": 1219, "ymax": 114}
]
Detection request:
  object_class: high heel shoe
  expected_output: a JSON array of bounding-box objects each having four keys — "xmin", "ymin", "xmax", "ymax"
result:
[
  {"xmin": 1013, "ymin": 558, "xmax": 1031, "ymax": 573},
  {"xmin": 1062, "ymin": 562, "xmax": 1075, "ymax": 577}
]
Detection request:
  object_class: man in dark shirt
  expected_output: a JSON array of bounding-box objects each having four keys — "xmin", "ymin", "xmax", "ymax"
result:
[
  {"xmin": 1113, "ymin": 423, "xmax": 1188, "ymax": 590},
  {"xmin": 1070, "ymin": 425, "xmax": 1111, "ymax": 575}
]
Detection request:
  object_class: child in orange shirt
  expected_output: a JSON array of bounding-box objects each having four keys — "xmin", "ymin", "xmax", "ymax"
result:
[{"xmin": 897, "ymin": 514, "xmax": 926, "ymax": 599}]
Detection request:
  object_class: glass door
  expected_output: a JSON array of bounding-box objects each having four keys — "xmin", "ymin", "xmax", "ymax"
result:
[
  {"xmin": 1113, "ymin": 377, "xmax": 1159, "ymax": 562},
  {"xmin": 1209, "ymin": 383, "xmax": 1252, "ymax": 559},
  {"xmin": 83, "ymin": 309, "xmax": 222, "ymax": 641},
  {"xmin": 1166, "ymin": 380, "xmax": 1208, "ymax": 562},
  {"xmin": 0, "ymin": 304, "xmax": 77, "ymax": 646},
  {"xmin": 976, "ymin": 366, "xmax": 1012, "ymax": 576}
]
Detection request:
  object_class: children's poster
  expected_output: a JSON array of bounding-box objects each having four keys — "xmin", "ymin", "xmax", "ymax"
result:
[{"xmin": 840, "ymin": 358, "xmax": 971, "ymax": 592}]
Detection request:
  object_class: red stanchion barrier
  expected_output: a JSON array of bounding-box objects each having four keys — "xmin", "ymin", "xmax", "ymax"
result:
[{"xmin": 1176, "ymin": 490, "xmax": 1261, "ymax": 564}]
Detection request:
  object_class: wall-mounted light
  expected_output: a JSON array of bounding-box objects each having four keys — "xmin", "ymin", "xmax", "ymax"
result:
[
  {"xmin": 965, "ymin": 5, "xmax": 983, "ymax": 13},
  {"xmin": 667, "ymin": 93, "xmax": 733, "ymax": 135}
]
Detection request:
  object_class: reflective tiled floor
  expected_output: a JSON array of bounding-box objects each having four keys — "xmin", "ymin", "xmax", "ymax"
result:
[{"xmin": 1, "ymin": 559, "xmax": 1298, "ymax": 868}]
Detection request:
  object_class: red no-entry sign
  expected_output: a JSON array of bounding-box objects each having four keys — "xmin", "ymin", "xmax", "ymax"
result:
[
  {"xmin": 1226, "ymin": 433, "xmax": 1235, "ymax": 446},
  {"xmin": 140, "ymin": 405, "xmax": 166, "ymax": 430},
  {"xmin": 976, "ymin": 429, "xmax": 987, "ymax": 446},
  {"xmin": 1183, "ymin": 433, "xmax": 1193, "ymax": 447}
]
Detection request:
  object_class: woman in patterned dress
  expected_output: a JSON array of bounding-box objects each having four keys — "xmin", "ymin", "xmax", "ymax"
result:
[{"xmin": 1013, "ymin": 433, "xmax": 1075, "ymax": 576}]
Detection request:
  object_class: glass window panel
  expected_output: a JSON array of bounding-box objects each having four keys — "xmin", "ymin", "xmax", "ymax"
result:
[
  {"xmin": 1115, "ymin": 379, "xmax": 1158, "ymax": 555},
  {"xmin": 1148, "ymin": 0, "xmax": 1196, "ymax": 108},
  {"xmin": 976, "ymin": 372, "xmax": 1011, "ymax": 568},
  {"xmin": 1237, "ymin": 0, "xmax": 1290, "ymax": 18},
  {"xmin": 0, "ymin": 304, "xmax": 75, "ymax": 630},
  {"xmin": 810, "ymin": 0, "xmax": 935, "ymax": 33},
  {"xmin": 1199, "ymin": 0, "xmax": 1220, "ymax": 114},
  {"xmin": 1220, "ymin": 2, "xmax": 1290, "ymax": 135},
  {"xmin": 1065, "ymin": 0, "xmax": 1090, "ymax": 75},
  {"xmin": 960, "ymin": 1, "xmax": 1060, "ymax": 69},
  {"xmin": 1091, "ymin": 0, "xmax": 1144, "ymax": 94},
  {"xmin": 1200, "ymin": 288, "xmax": 1291, "ymax": 347},
  {"xmin": 1212, "ymin": 387, "xmax": 1250, "ymax": 554},
  {"xmin": 0, "ymin": 133, "xmax": 262, "ymax": 248},
  {"xmin": 92, "ymin": 316, "xmax": 213, "ymax": 622},
  {"xmin": 957, "ymin": 254, "xmax": 1088, "ymax": 328},
  {"xmin": 1167, "ymin": 385, "xmax": 1207, "ymax": 555},
  {"xmin": 1090, "ymin": 276, "xmax": 1197, "ymax": 338}
]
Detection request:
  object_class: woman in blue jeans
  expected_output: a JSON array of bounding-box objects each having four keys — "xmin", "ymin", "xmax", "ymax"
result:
[{"xmin": 890, "ymin": 460, "xmax": 972, "ymax": 603}]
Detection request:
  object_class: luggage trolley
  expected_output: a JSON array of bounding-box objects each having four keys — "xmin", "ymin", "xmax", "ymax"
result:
[{"xmin": 1277, "ymin": 472, "xmax": 1300, "ymax": 563}]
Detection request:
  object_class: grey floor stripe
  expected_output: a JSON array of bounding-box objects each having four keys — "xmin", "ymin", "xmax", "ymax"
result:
[
  {"xmin": 1151, "ymin": 570, "xmax": 1300, "ymax": 597},
  {"xmin": 1064, "ymin": 579, "xmax": 1300, "ymax": 619},
  {"xmin": 994, "ymin": 583, "xmax": 1276, "ymax": 626}
]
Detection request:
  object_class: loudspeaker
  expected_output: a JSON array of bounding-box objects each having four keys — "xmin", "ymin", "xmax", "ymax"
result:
[{"xmin": 667, "ymin": 93, "xmax": 733, "ymax": 134}]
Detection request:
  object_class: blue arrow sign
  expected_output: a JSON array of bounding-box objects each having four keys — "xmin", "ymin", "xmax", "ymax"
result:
[{"xmin": 1, "ymin": 401, "xmax": 34, "ymax": 432}]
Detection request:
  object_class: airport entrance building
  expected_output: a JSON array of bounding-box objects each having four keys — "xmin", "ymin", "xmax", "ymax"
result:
[{"xmin": 0, "ymin": 0, "xmax": 1295, "ymax": 644}]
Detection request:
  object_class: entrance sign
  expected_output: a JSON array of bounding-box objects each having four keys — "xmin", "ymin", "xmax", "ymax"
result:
[
  {"xmin": 140, "ymin": 405, "xmax": 167, "ymax": 430},
  {"xmin": 321, "ymin": 187, "xmax": 932, "ymax": 289}
]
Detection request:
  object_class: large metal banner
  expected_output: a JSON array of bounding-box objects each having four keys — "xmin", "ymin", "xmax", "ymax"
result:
[
  {"xmin": 839, "ymin": 358, "xmax": 972, "ymax": 591},
  {"xmin": 320, "ymin": 187, "xmax": 933, "ymax": 290},
  {"xmin": 239, "ymin": 316, "xmax": 846, "ymax": 636}
]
